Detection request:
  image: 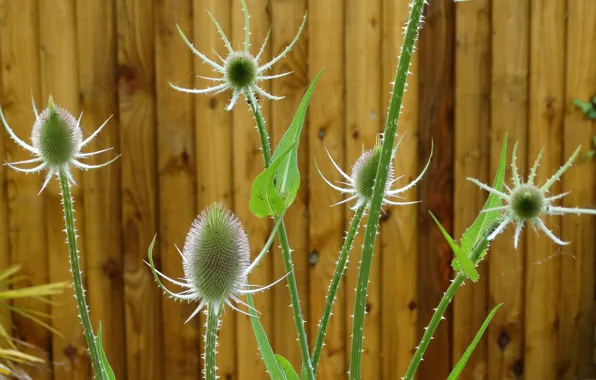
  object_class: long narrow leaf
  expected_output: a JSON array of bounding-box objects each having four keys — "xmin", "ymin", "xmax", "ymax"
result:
[
  {"xmin": 275, "ymin": 354, "xmax": 299, "ymax": 380},
  {"xmin": 272, "ymin": 68, "xmax": 324, "ymax": 202},
  {"xmin": 97, "ymin": 323, "xmax": 116, "ymax": 380},
  {"xmin": 245, "ymin": 293, "xmax": 286, "ymax": 379},
  {"xmin": 447, "ymin": 304, "xmax": 503, "ymax": 379},
  {"xmin": 429, "ymin": 211, "xmax": 479, "ymax": 282},
  {"xmin": 460, "ymin": 135, "xmax": 508, "ymax": 257}
]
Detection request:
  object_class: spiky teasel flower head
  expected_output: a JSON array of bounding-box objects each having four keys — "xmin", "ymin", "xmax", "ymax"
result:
[
  {"xmin": 148, "ymin": 202, "xmax": 286, "ymax": 322},
  {"xmin": 183, "ymin": 203, "xmax": 250, "ymax": 307},
  {"xmin": 170, "ymin": 0, "xmax": 306, "ymax": 111},
  {"xmin": 317, "ymin": 134, "xmax": 433, "ymax": 210},
  {"xmin": 1, "ymin": 95, "xmax": 118, "ymax": 193},
  {"xmin": 468, "ymin": 142, "xmax": 596, "ymax": 248}
]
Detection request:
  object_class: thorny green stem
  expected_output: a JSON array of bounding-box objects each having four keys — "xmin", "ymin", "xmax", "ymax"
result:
[
  {"xmin": 312, "ymin": 205, "xmax": 365, "ymax": 373},
  {"xmin": 348, "ymin": 0, "xmax": 426, "ymax": 377},
  {"xmin": 59, "ymin": 168, "xmax": 104, "ymax": 379},
  {"xmin": 403, "ymin": 225, "xmax": 495, "ymax": 380},
  {"xmin": 246, "ymin": 96, "xmax": 315, "ymax": 379},
  {"xmin": 205, "ymin": 302, "xmax": 222, "ymax": 380}
]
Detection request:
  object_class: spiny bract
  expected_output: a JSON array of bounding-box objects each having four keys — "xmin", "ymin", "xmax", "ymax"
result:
[
  {"xmin": 148, "ymin": 202, "xmax": 284, "ymax": 321},
  {"xmin": 468, "ymin": 142, "xmax": 596, "ymax": 247},
  {"xmin": 170, "ymin": 0, "xmax": 306, "ymax": 110},
  {"xmin": 1, "ymin": 96, "xmax": 117, "ymax": 193},
  {"xmin": 318, "ymin": 135, "xmax": 433, "ymax": 210}
]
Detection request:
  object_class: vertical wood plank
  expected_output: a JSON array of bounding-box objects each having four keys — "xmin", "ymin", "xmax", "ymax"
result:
[
  {"xmin": 0, "ymin": 3, "xmax": 12, "ymax": 373},
  {"xmin": 232, "ymin": 0, "xmax": 272, "ymax": 378},
  {"xmin": 525, "ymin": 1, "xmax": 565, "ymax": 379},
  {"xmin": 116, "ymin": 0, "xmax": 162, "ymax": 378},
  {"xmin": 559, "ymin": 2, "xmax": 596, "ymax": 378},
  {"xmin": 76, "ymin": 0, "xmax": 127, "ymax": 377},
  {"xmin": 270, "ymin": 0, "xmax": 309, "ymax": 370},
  {"xmin": 380, "ymin": 0, "xmax": 420, "ymax": 376},
  {"xmin": 192, "ymin": 0, "xmax": 236, "ymax": 376},
  {"xmin": 155, "ymin": 0, "xmax": 201, "ymax": 379},
  {"xmin": 307, "ymin": 0, "xmax": 346, "ymax": 377},
  {"xmin": 345, "ymin": 0, "xmax": 382, "ymax": 376},
  {"xmin": 488, "ymin": 2, "xmax": 529, "ymax": 379},
  {"xmin": 416, "ymin": 2, "xmax": 455, "ymax": 378},
  {"xmin": 452, "ymin": 1, "xmax": 490, "ymax": 379},
  {"xmin": 38, "ymin": 1, "xmax": 89, "ymax": 378},
  {"xmin": 0, "ymin": 2, "xmax": 51, "ymax": 379}
]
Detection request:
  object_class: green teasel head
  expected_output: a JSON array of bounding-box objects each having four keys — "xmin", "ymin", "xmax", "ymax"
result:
[
  {"xmin": 182, "ymin": 203, "xmax": 250, "ymax": 304},
  {"xmin": 510, "ymin": 184, "xmax": 544, "ymax": 220},
  {"xmin": 1, "ymin": 95, "xmax": 117, "ymax": 194},
  {"xmin": 224, "ymin": 52, "xmax": 258, "ymax": 90},
  {"xmin": 352, "ymin": 137, "xmax": 395, "ymax": 202},
  {"xmin": 31, "ymin": 96, "xmax": 83, "ymax": 166}
]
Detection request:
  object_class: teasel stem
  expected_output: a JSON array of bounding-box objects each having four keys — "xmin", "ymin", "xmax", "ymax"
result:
[
  {"xmin": 246, "ymin": 93, "xmax": 315, "ymax": 379},
  {"xmin": 402, "ymin": 224, "xmax": 496, "ymax": 380},
  {"xmin": 311, "ymin": 205, "xmax": 365, "ymax": 372},
  {"xmin": 205, "ymin": 302, "xmax": 223, "ymax": 380},
  {"xmin": 348, "ymin": 0, "xmax": 426, "ymax": 377},
  {"xmin": 58, "ymin": 168, "xmax": 104, "ymax": 378}
]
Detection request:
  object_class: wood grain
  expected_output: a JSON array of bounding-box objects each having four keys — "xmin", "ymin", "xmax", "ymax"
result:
[
  {"xmin": 452, "ymin": 1, "xmax": 490, "ymax": 379},
  {"xmin": 155, "ymin": 0, "xmax": 200, "ymax": 378},
  {"xmin": 0, "ymin": 2, "xmax": 51, "ymax": 379},
  {"xmin": 116, "ymin": 0, "xmax": 162, "ymax": 378},
  {"xmin": 270, "ymin": 0, "xmax": 309, "ymax": 370},
  {"xmin": 76, "ymin": 0, "xmax": 126, "ymax": 377},
  {"xmin": 488, "ymin": 2, "xmax": 529, "ymax": 380},
  {"xmin": 525, "ymin": 1, "xmax": 565, "ymax": 379},
  {"xmin": 345, "ymin": 0, "xmax": 382, "ymax": 377},
  {"xmin": 380, "ymin": 0, "xmax": 420, "ymax": 377},
  {"xmin": 559, "ymin": 3, "xmax": 596, "ymax": 379},
  {"xmin": 416, "ymin": 1, "xmax": 455, "ymax": 378},
  {"xmin": 307, "ymin": 0, "xmax": 346, "ymax": 377}
]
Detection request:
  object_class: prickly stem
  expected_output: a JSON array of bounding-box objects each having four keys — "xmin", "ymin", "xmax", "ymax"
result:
[
  {"xmin": 349, "ymin": 0, "xmax": 426, "ymax": 377},
  {"xmin": 59, "ymin": 168, "xmax": 105, "ymax": 379},
  {"xmin": 246, "ymin": 91, "xmax": 315, "ymax": 380},
  {"xmin": 311, "ymin": 205, "xmax": 365, "ymax": 372}
]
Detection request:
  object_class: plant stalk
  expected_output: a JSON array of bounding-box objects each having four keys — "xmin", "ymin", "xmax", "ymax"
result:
[
  {"xmin": 205, "ymin": 302, "xmax": 222, "ymax": 380},
  {"xmin": 403, "ymin": 225, "xmax": 495, "ymax": 380},
  {"xmin": 246, "ymin": 96, "xmax": 315, "ymax": 379},
  {"xmin": 311, "ymin": 205, "xmax": 365, "ymax": 372},
  {"xmin": 348, "ymin": 0, "xmax": 426, "ymax": 377},
  {"xmin": 58, "ymin": 168, "xmax": 104, "ymax": 378}
]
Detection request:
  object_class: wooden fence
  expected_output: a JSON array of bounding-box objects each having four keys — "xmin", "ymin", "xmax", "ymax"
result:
[{"xmin": 0, "ymin": 0, "xmax": 594, "ymax": 379}]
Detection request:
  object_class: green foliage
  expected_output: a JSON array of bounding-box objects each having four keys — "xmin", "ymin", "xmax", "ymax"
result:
[
  {"xmin": 447, "ymin": 304, "xmax": 503, "ymax": 380},
  {"xmin": 573, "ymin": 97, "xmax": 596, "ymax": 119},
  {"xmin": 245, "ymin": 293, "xmax": 286, "ymax": 379},
  {"xmin": 453, "ymin": 135, "xmax": 508, "ymax": 274},
  {"xmin": 249, "ymin": 144, "xmax": 296, "ymax": 217},
  {"xmin": 429, "ymin": 212, "xmax": 479, "ymax": 282},
  {"xmin": 97, "ymin": 324, "xmax": 116, "ymax": 380},
  {"xmin": 271, "ymin": 69, "xmax": 324, "ymax": 202},
  {"xmin": 275, "ymin": 355, "xmax": 299, "ymax": 380}
]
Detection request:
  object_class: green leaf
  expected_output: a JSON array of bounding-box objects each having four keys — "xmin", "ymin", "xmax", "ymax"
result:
[
  {"xmin": 245, "ymin": 294, "xmax": 286, "ymax": 379},
  {"xmin": 273, "ymin": 69, "xmax": 323, "ymax": 206},
  {"xmin": 429, "ymin": 211, "xmax": 479, "ymax": 282},
  {"xmin": 249, "ymin": 144, "xmax": 296, "ymax": 218},
  {"xmin": 459, "ymin": 134, "xmax": 508, "ymax": 265},
  {"xmin": 587, "ymin": 109, "xmax": 596, "ymax": 120},
  {"xmin": 271, "ymin": 68, "xmax": 324, "ymax": 207},
  {"xmin": 97, "ymin": 323, "xmax": 116, "ymax": 380},
  {"xmin": 447, "ymin": 304, "xmax": 503, "ymax": 380},
  {"xmin": 275, "ymin": 355, "xmax": 300, "ymax": 380},
  {"xmin": 573, "ymin": 99, "xmax": 594, "ymax": 114}
]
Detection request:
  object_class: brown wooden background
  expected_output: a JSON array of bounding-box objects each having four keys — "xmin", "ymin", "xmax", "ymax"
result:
[{"xmin": 0, "ymin": 0, "xmax": 594, "ymax": 379}]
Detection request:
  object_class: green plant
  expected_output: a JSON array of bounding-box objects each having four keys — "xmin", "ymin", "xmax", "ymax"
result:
[{"xmin": 1, "ymin": 97, "xmax": 118, "ymax": 379}]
